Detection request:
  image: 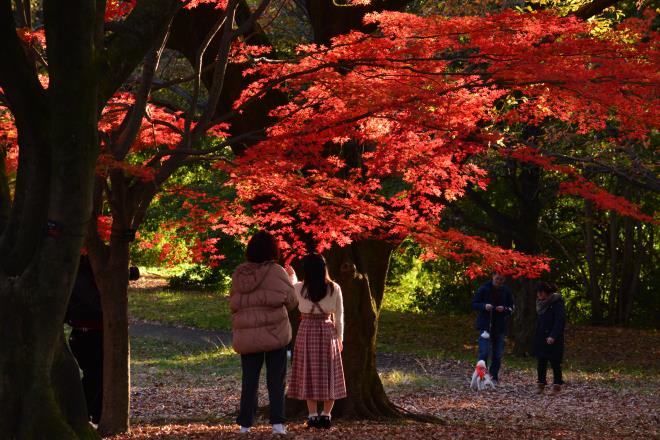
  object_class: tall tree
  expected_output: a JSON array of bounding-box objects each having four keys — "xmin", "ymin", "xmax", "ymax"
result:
[
  {"xmin": 0, "ymin": 0, "xmax": 205, "ymax": 437},
  {"xmin": 181, "ymin": 7, "xmax": 657, "ymax": 415}
]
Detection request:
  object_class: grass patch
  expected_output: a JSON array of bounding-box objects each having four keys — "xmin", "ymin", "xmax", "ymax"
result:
[
  {"xmin": 128, "ymin": 285, "xmax": 659, "ymax": 379},
  {"xmin": 132, "ymin": 336, "xmax": 240, "ymax": 382},
  {"xmin": 129, "ymin": 289, "xmax": 232, "ymax": 331},
  {"xmin": 377, "ymin": 308, "xmax": 660, "ymax": 377},
  {"xmin": 379, "ymin": 369, "xmax": 441, "ymax": 391}
]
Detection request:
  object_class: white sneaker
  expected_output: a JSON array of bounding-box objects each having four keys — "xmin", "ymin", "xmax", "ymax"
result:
[
  {"xmin": 272, "ymin": 423, "xmax": 286, "ymax": 435},
  {"xmin": 239, "ymin": 426, "xmax": 250, "ymax": 433}
]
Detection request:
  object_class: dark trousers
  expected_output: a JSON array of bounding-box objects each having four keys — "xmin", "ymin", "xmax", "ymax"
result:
[
  {"xmin": 537, "ymin": 357, "xmax": 563, "ymax": 385},
  {"xmin": 237, "ymin": 347, "xmax": 287, "ymax": 427},
  {"xmin": 69, "ymin": 329, "xmax": 103, "ymax": 423},
  {"xmin": 478, "ymin": 333, "xmax": 505, "ymax": 381}
]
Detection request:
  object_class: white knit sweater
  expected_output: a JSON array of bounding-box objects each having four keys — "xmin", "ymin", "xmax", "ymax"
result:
[{"xmin": 293, "ymin": 281, "xmax": 344, "ymax": 341}]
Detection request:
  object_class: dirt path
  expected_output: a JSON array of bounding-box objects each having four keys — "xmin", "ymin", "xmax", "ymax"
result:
[{"xmin": 130, "ymin": 321, "xmax": 232, "ymax": 348}]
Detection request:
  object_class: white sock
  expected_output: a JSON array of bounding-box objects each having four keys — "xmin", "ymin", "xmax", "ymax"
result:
[
  {"xmin": 321, "ymin": 412, "xmax": 331, "ymax": 418},
  {"xmin": 308, "ymin": 412, "xmax": 318, "ymax": 418}
]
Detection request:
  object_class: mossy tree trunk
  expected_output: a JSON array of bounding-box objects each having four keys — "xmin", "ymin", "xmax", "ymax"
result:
[
  {"xmin": 0, "ymin": 0, "xmax": 183, "ymax": 437},
  {"xmin": 0, "ymin": 1, "xmax": 102, "ymax": 437}
]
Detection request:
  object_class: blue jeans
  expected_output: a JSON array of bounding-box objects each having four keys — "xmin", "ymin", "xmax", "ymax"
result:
[{"xmin": 478, "ymin": 333, "xmax": 505, "ymax": 381}]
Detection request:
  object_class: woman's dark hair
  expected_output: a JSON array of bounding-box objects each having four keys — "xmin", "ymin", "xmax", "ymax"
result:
[
  {"xmin": 535, "ymin": 281, "xmax": 557, "ymax": 294},
  {"xmin": 246, "ymin": 231, "xmax": 279, "ymax": 263},
  {"xmin": 302, "ymin": 253, "xmax": 334, "ymax": 303}
]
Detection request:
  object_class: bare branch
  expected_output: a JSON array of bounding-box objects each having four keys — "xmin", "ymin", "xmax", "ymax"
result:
[{"xmin": 113, "ymin": 20, "xmax": 173, "ymax": 160}]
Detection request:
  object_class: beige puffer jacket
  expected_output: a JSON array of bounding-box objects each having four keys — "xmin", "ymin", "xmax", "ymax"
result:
[{"xmin": 229, "ymin": 262, "xmax": 297, "ymax": 354}]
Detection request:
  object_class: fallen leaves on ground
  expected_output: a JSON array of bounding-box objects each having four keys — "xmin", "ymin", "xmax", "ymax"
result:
[{"xmin": 114, "ymin": 354, "xmax": 658, "ymax": 439}]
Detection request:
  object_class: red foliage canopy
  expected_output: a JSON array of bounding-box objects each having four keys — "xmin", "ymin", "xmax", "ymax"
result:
[
  {"xmin": 1, "ymin": 8, "xmax": 657, "ymax": 278},
  {"xmin": 207, "ymin": 10, "xmax": 658, "ymax": 277}
]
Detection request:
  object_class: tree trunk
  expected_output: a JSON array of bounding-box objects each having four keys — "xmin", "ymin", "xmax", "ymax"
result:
[
  {"xmin": 322, "ymin": 239, "xmax": 401, "ymax": 418},
  {"xmin": 608, "ymin": 212, "xmax": 619, "ymax": 322},
  {"xmin": 91, "ymin": 239, "xmax": 131, "ymax": 436},
  {"xmin": 621, "ymin": 228, "xmax": 643, "ymax": 325},
  {"xmin": 584, "ymin": 200, "xmax": 604, "ymax": 323},
  {"xmin": 617, "ymin": 217, "xmax": 641, "ymax": 325},
  {"xmin": 510, "ymin": 278, "xmax": 536, "ymax": 356},
  {"xmin": 0, "ymin": 276, "xmax": 99, "ymax": 440},
  {"xmin": 87, "ymin": 174, "xmax": 138, "ymax": 436}
]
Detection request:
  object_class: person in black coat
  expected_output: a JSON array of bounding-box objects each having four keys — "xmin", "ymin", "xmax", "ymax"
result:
[
  {"xmin": 533, "ymin": 281, "xmax": 566, "ymax": 394},
  {"xmin": 65, "ymin": 255, "xmax": 141, "ymax": 424},
  {"xmin": 65, "ymin": 255, "xmax": 104, "ymax": 424},
  {"xmin": 471, "ymin": 272, "xmax": 515, "ymax": 383}
]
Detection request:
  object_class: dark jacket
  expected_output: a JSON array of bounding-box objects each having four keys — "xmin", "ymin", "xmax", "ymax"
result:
[
  {"xmin": 65, "ymin": 256, "xmax": 102, "ymax": 328},
  {"xmin": 533, "ymin": 295, "xmax": 566, "ymax": 361},
  {"xmin": 471, "ymin": 281, "xmax": 514, "ymax": 336}
]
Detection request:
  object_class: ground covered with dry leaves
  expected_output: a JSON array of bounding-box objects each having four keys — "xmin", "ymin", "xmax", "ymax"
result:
[
  {"xmin": 110, "ymin": 335, "xmax": 658, "ymax": 439},
  {"xmin": 110, "ymin": 275, "xmax": 659, "ymax": 439}
]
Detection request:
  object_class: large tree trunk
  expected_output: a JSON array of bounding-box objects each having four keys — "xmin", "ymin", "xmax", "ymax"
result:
[
  {"xmin": 0, "ymin": 0, "xmax": 103, "ymax": 436},
  {"xmin": 510, "ymin": 278, "xmax": 536, "ymax": 356},
  {"xmin": 323, "ymin": 239, "xmax": 401, "ymax": 418},
  {"xmin": 0, "ymin": 276, "xmax": 99, "ymax": 440},
  {"xmin": 508, "ymin": 165, "xmax": 542, "ymax": 356}
]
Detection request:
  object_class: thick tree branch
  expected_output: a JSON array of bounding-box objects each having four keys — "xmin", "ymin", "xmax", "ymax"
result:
[
  {"xmin": 575, "ymin": 0, "xmax": 620, "ymax": 20},
  {"xmin": 0, "ymin": 0, "xmax": 45, "ymax": 129},
  {"xmin": 100, "ymin": 0, "xmax": 182, "ymax": 103},
  {"xmin": 113, "ymin": 24, "xmax": 172, "ymax": 160}
]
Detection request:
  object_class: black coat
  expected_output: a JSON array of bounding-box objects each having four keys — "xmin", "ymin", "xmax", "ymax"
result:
[
  {"xmin": 65, "ymin": 256, "xmax": 102, "ymax": 326},
  {"xmin": 471, "ymin": 281, "xmax": 515, "ymax": 336},
  {"xmin": 533, "ymin": 296, "xmax": 566, "ymax": 361}
]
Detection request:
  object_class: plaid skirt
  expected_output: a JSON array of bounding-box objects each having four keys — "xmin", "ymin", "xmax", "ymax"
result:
[{"xmin": 288, "ymin": 313, "xmax": 347, "ymax": 401}]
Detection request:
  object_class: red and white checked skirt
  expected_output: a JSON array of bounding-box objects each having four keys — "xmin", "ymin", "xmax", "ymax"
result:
[{"xmin": 287, "ymin": 313, "xmax": 347, "ymax": 401}]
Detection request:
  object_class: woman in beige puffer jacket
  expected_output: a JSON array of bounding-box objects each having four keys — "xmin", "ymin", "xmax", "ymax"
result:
[{"xmin": 230, "ymin": 231, "xmax": 297, "ymax": 435}]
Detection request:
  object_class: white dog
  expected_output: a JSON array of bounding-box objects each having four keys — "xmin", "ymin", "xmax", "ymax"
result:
[{"xmin": 470, "ymin": 360, "xmax": 496, "ymax": 391}]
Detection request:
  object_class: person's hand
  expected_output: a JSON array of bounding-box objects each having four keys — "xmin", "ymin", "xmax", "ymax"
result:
[
  {"xmin": 338, "ymin": 339, "xmax": 344, "ymax": 352},
  {"xmin": 485, "ymin": 304, "xmax": 493, "ymax": 311},
  {"xmin": 546, "ymin": 337, "xmax": 555, "ymax": 345},
  {"xmin": 285, "ymin": 265, "xmax": 295, "ymax": 276},
  {"xmin": 496, "ymin": 306, "xmax": 504, "ymax": 312}
]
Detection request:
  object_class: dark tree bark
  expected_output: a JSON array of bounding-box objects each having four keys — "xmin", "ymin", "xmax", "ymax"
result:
[
  {"xmin": 584, "ymin": 200, "xmax": 604, "ymax": 323},
  {"xmin": 0, "ymin": 0, "xmax": 182, "ymax": 437},
  {"xmin": 304, "ymin": 0, "xmax": 413, "ymax": 46},
  {"xmin": 0, "ymin": 0, "xmax": 102, "ymax": 437},
  {"xmin": 324, "ymin": 239, "xmax": 401, "ymax": 418}
]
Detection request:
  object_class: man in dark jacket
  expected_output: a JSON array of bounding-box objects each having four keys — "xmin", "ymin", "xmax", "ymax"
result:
[{"xmin": 471, "ymin": 272, "xmax": 514, "ymax": 383}]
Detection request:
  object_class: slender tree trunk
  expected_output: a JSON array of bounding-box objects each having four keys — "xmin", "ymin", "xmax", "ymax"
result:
[
  {"xmin": 0, "ymin": 155, "xmax": 9, "ymax": 231},
  {"xmin": 617, "ymin": 217, "xmax": 640, "ymax": 325},
  {"xmin": 608, "ymin": 212, "xmax": 619, "ymax": 322},
  {"xmin": 93, "ymin": 240, "xmax": 131, "ymax": 436},
  {"xmin": 87, "ymin": 177, "xmax": 137, "ymax": 436},
  {"xmin": 584, "ymin": 200, "xmax": 604, "ymax": 323},
  {"xmin": 322, "ymin": 239, "xmax": 401, "ymax": 418},
  {"xmin": 621, "ymin": 228, "xmax": 644, "ymax": 325}
]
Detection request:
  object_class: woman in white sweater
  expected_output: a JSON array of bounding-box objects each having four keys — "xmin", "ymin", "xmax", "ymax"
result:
[{"xmin": 287, "ymin": 253, "xmax": 346, "ymax": 429}]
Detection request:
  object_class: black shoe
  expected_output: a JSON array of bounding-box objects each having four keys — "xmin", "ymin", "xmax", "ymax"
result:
[
  {"xmin": 318, "ymin": 415, "xmax": 331, "ymax": 429},
  {"xmin": 306, "ymin": 416, "xmax": 319, "ymax": 429}
]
